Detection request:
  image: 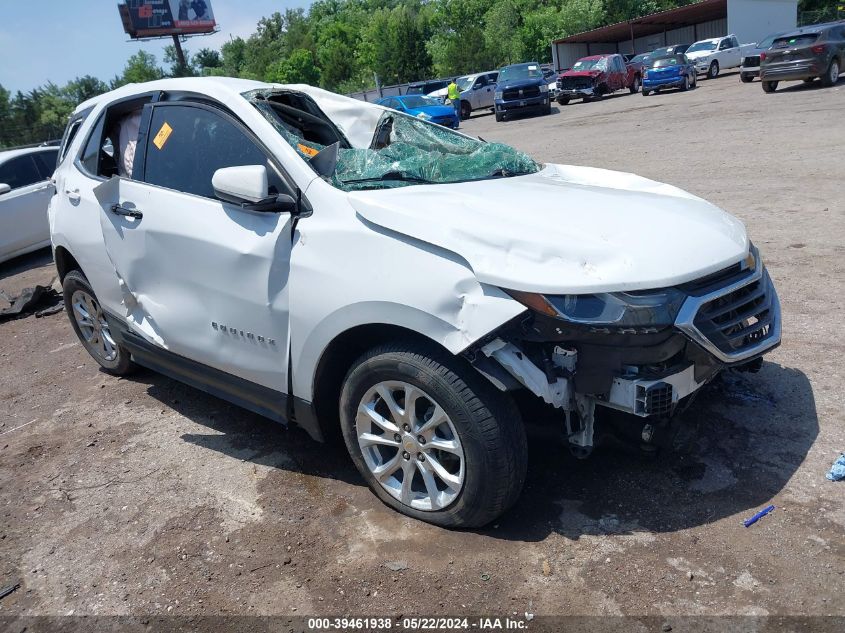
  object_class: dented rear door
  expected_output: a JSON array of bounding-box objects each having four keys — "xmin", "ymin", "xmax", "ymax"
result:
[{"xmin": 94, "ymin": 101, "xmax": 293, "ymax": 393}]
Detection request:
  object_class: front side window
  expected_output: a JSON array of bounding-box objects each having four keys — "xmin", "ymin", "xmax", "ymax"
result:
[
  {"xmin": 0, "ymin": 155, "xmax": 44, "ymax": 190},
  {"xmin": 142, "ymin": 104, "xmax": 285, "ymax": 200}
]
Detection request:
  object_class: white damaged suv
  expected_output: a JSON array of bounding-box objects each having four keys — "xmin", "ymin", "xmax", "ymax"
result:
[{"xmin": 49, "ymin": 78, "xmax": 781, "ymax": 527}]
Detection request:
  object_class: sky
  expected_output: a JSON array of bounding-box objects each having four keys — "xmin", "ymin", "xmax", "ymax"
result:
[{"xmin": 0, "ymin": 0, "xmax": 310, "ymax": 94}]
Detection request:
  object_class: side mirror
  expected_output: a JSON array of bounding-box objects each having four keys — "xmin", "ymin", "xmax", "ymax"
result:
[
  {"xmin": 0, "ymin": 183, "xmax": 10, "ymax": 195},
  {"xmin": 212, "ymin": 165, "xmax": 297, "ymax": 213}
]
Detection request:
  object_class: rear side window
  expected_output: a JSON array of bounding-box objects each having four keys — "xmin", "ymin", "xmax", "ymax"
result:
[
  {"xmin": 0, "ymin": 155, "xmax": 44, "ymax": 190},
  {"xmin": 773, "ymin": 34, "xmax": 819, "ymax": 48},
  {"xmin": 142, "ymin": 104, "xmax": 286, "ymax": 200},
  {"xmin": 32, "ymin": 150, "xmax": 59, "ymax": 179}
]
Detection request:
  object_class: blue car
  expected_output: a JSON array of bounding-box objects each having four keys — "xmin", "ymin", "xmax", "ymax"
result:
[
  {"xmin": 642, "ymin": 54, "xmax": 697, "ymax": 95},
  {"xmin": 375, "ymin": 95, "xmax": 459, "ymax": 128}
]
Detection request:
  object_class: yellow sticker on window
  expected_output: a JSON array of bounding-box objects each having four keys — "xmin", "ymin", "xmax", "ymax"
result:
[
  {"xmin": 297, "ymin": 143, "xmax": 319, "ymax": 158},
  {"xmin": 153, "ymin": 122, "xmax": 173, "ymax": 150}
]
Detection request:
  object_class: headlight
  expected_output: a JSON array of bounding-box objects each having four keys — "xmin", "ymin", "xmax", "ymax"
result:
[
  {"xmin": 494, "ymin": 91, "xmax": 503, "ymax": 100},
  {"xmin": 505, "ymin": 288, "xmax": 687, "ymax": 329},
  {"xmin": 539, "ymin": 84, "xmax": 549, "ymax": 93},
  {"xmin": 416, "ymin": 112, "xmax": 431, "ymax": 121}
]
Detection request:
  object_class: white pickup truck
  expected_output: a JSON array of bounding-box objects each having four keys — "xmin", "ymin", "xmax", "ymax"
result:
[{"xmin": 685, "ymin": 35, "xmax": 755, "ymax": 79}]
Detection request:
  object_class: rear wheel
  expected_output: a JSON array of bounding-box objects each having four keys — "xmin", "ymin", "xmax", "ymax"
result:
[
  {"xmin": 460, "ymin": 101, "xmax": 471, "ymax": 120},
  {"xmin": 820, "ymin": 58, "xmax": 840, "ymax": 87},
  {"xmin": 740, "ymin": 73, "xmax": 754, "ymax": 83},
  {"xmin": 339, "ymin": 342, "xmax": 527, "ymax": 528},
  {"xmin": 681, "ymin": 76, "xmax": 690, "ymax": 91},
  {"xmin": 629, "ymin": 76, "xmax": 641, "ymax": 93},
  {"xmin": 63, "ymin": 270, "xmax": 136, "ymax": 376},
  {"xmin": 708, "ymin": 60, "xmax": 720, "ymax": 79},
  {"xmin": 557, "ymin": 97, "xmax": 570, "ymax": 106},
  {"xmin": 762, "ymin": 80, "xmax": 778, "ymax": 93}
]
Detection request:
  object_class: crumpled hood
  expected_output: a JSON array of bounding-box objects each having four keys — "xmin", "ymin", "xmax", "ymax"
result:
[
  {"xmin": 347, "ymin": 163, "xmax": 748, "ymax": 294},
  {"xmin": 561, "ymin": 70, "xmax": 602, "ymax": 79}
]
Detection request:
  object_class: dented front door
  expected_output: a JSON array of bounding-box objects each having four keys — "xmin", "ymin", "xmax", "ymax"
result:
[{"xmin": 93, "ymin": 102, "xmax": 293, "ymax": 393}]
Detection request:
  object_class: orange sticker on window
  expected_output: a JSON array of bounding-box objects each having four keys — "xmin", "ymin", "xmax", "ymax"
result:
[
  {"xmin": 297, "ymin": 143, "xmax": 319, "ymax": 158},
  {"xmin": 153, "ymin": 122, "xmax": 173, "ymax": 150}
]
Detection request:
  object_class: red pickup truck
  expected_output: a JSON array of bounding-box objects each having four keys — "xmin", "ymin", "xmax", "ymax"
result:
[{"xmin": 556, "ymin": 54, "xmax": 642, "ymax": 104}]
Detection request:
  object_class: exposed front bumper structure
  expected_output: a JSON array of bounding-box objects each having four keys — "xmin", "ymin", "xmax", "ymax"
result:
[{"xmin": 470, "ymin": 256, "xmax": 782, "ymax": 452}]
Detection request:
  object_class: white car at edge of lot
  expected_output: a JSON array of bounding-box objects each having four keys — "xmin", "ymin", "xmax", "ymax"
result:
[
  {"xmin": 427, "ymin": 71, "xmax": 499, "ymax": 119},
  {"xmin": 686, "ymin": 35, "xmax": 755, "ymax": 79},
  {"xmin": 49, "ymin": 77, "xmax": 782, "ymax": 528},
  {"xmin": 0, "ymin": 146, "xmax": 59, "ymax": 264}
]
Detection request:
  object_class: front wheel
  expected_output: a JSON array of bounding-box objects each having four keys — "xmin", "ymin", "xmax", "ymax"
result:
[
  {"xmin": 642, "ymin": 89, "xmax": 650, "ymax": 97},
  {"xmin": 339, "ymin": 342, "xmax": 527, "ymax": 528},
  {"xmin": 820, "ymin": 58, "xmax": 840, "ymax": 87},
  {"xmin": 63, "ymin": 270, "xmax": 136, "ymax": 376},
  {"xmin": 460, "ymin": 102, "xmax": 471, "ymax": 120},
  {"xmin": 681, "ymin": 76, "xmax": 690, "ymax": 91},
  {"xmin": 556, "ymin": 97, "xmax": 570, "ymax": 106},
  {"xmin": 762, "ymin": 80, "xmax": 778, "ymax": 93},
  {"xmin": 708, "ymin": 60, "xmax": 720, "ymax": 79},
  {"xmin": 495, "ymin": 111, "xmax": 504, "ymax": 122},
  {"xmin": 740, "ymin": 73, "xmax": 754, "ymax": 83}
]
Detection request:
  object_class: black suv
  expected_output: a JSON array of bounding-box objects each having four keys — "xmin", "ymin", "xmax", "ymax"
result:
[
  {"xmin": 760, "ymin": 21, "xmax": 845, "ymax": 92},
  {"xmin": 494, "ymin": 62, "xmax": 551, "ymax": 122}
]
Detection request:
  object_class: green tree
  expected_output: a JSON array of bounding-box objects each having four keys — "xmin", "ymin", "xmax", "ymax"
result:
[
  {"xmin": 265, "ymin": 49, "xmax": 322, "ymax": 85},
  {"xmin": 194, "ymin": 48, "xmax": 222, "ymax": 75},
  {"xmin": 112, "ymin": 51, "xmax": 164, "ymax": 88}
]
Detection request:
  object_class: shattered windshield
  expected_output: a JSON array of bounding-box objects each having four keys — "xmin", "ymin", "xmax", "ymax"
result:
[
  {"xmin": 572, "ymin": 58, "xmax": 607, "ymax": 71},
  {"xmin": 246, "ymin": 89, "xmax": 539, "ymax": 192}
]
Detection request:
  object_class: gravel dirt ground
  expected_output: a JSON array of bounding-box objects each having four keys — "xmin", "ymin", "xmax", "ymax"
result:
[{"xmin": 0, "ymin": 72, "xmax": 843, "ymax": 629}]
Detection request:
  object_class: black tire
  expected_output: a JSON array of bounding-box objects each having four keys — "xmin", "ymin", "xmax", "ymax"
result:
[
  {"xmin": 629, "ymin": 75, "xmax": 641, "ymax": 93},
  {"xmin": 820, "ymin": 58, "xmax": 840, "ymax": 88},
  {"xmin": 339, "ymin": 341, "xmax": 527, "ymax": 528},
  {"xmin": 62, "ymin": 270, "xmax": 136, "ymax": 376},
  {"xmin": 642, "ymin": 89, "xmax": 650, "ymax": 97},
  {"xmin": 542, "ymin": 101, "xmax": 552, "ymax": 115},
  {"xmin": 681, "ymin": 75, "xmax": 690, "ymax": 91},
  {"xmin": 740, "ymin": 73, "xmax": 754, "ymax": 83},
  {"xmin": 495, "ymin": 111, "xmax": 504, "ymax": 122},
  {"xmin": 708, "ymin": 60, "xmax": 719, "ymax": 79},
  {"xmin": 460, "ymin": 101, "xmax": 471, "ymax": 120},
  {"xmin": 762, "ymin": 80, "xmax": 778, "ymax": 93},
  {"xmin": 557, "ymin": 97, "xmax": 570, "ymax": 105}
]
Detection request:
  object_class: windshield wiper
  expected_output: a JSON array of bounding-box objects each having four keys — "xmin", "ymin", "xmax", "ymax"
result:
[{"xmin": 341, "ymin": 171, "xmax": 435, "ymax": 186}]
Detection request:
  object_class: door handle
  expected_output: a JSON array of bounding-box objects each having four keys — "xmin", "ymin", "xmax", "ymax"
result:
[
  {"xmin": 65, "ymin": 189, "xmax": 80, "ymax": 202},
  {"xmin": 110, "ymin": 203, "xmax": 143, "ymax": 219}
]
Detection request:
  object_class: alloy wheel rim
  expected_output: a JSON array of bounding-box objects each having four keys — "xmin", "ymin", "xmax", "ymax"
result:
[
  {"xmin": 356, "ymin": 380, "xmax": 465, "ymax": 511},
  {"xmin": 71, "ymin": 289, "xmax": 118, "ymax": 362}
]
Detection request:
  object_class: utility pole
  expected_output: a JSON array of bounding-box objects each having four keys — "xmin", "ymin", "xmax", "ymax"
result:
[{"xmin": 172, "ymin": 33, "xmax": 188, "ymax": 74}]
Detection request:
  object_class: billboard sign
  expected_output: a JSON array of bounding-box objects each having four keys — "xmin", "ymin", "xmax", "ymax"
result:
[{"xmin": 118, "ymin": 1, "xmax": 216, "ymax": 39}]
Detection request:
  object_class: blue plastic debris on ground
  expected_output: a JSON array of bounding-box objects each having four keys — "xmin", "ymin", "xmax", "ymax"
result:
[
  {"xmin": 743, "ymin": 505, "xmax": 775, "ymax": 527},
  {"xmin": 826, "ymin": 453, "xmax": 845, "ymax": 481}
]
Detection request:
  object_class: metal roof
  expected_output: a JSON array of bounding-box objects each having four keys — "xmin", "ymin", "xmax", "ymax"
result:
[{"xmin": 553, "ymin": 0, "xmax": 727, "ymax": 44}]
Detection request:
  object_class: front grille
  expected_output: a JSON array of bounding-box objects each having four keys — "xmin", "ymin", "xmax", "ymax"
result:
[
  {"xmin": 692, "ymin": 271, "xmax": 775, "ymax": 356},
  {"xmin": 558, "ymin": 76, "xmax": 593, "ymax": 91},
  {"xmin": 743, "ymin": 55, "xmax": 761, "ymax": 68},
  {"xmin": 502, "ymin": 86, "xmax": 541, "ymax": 100}
]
